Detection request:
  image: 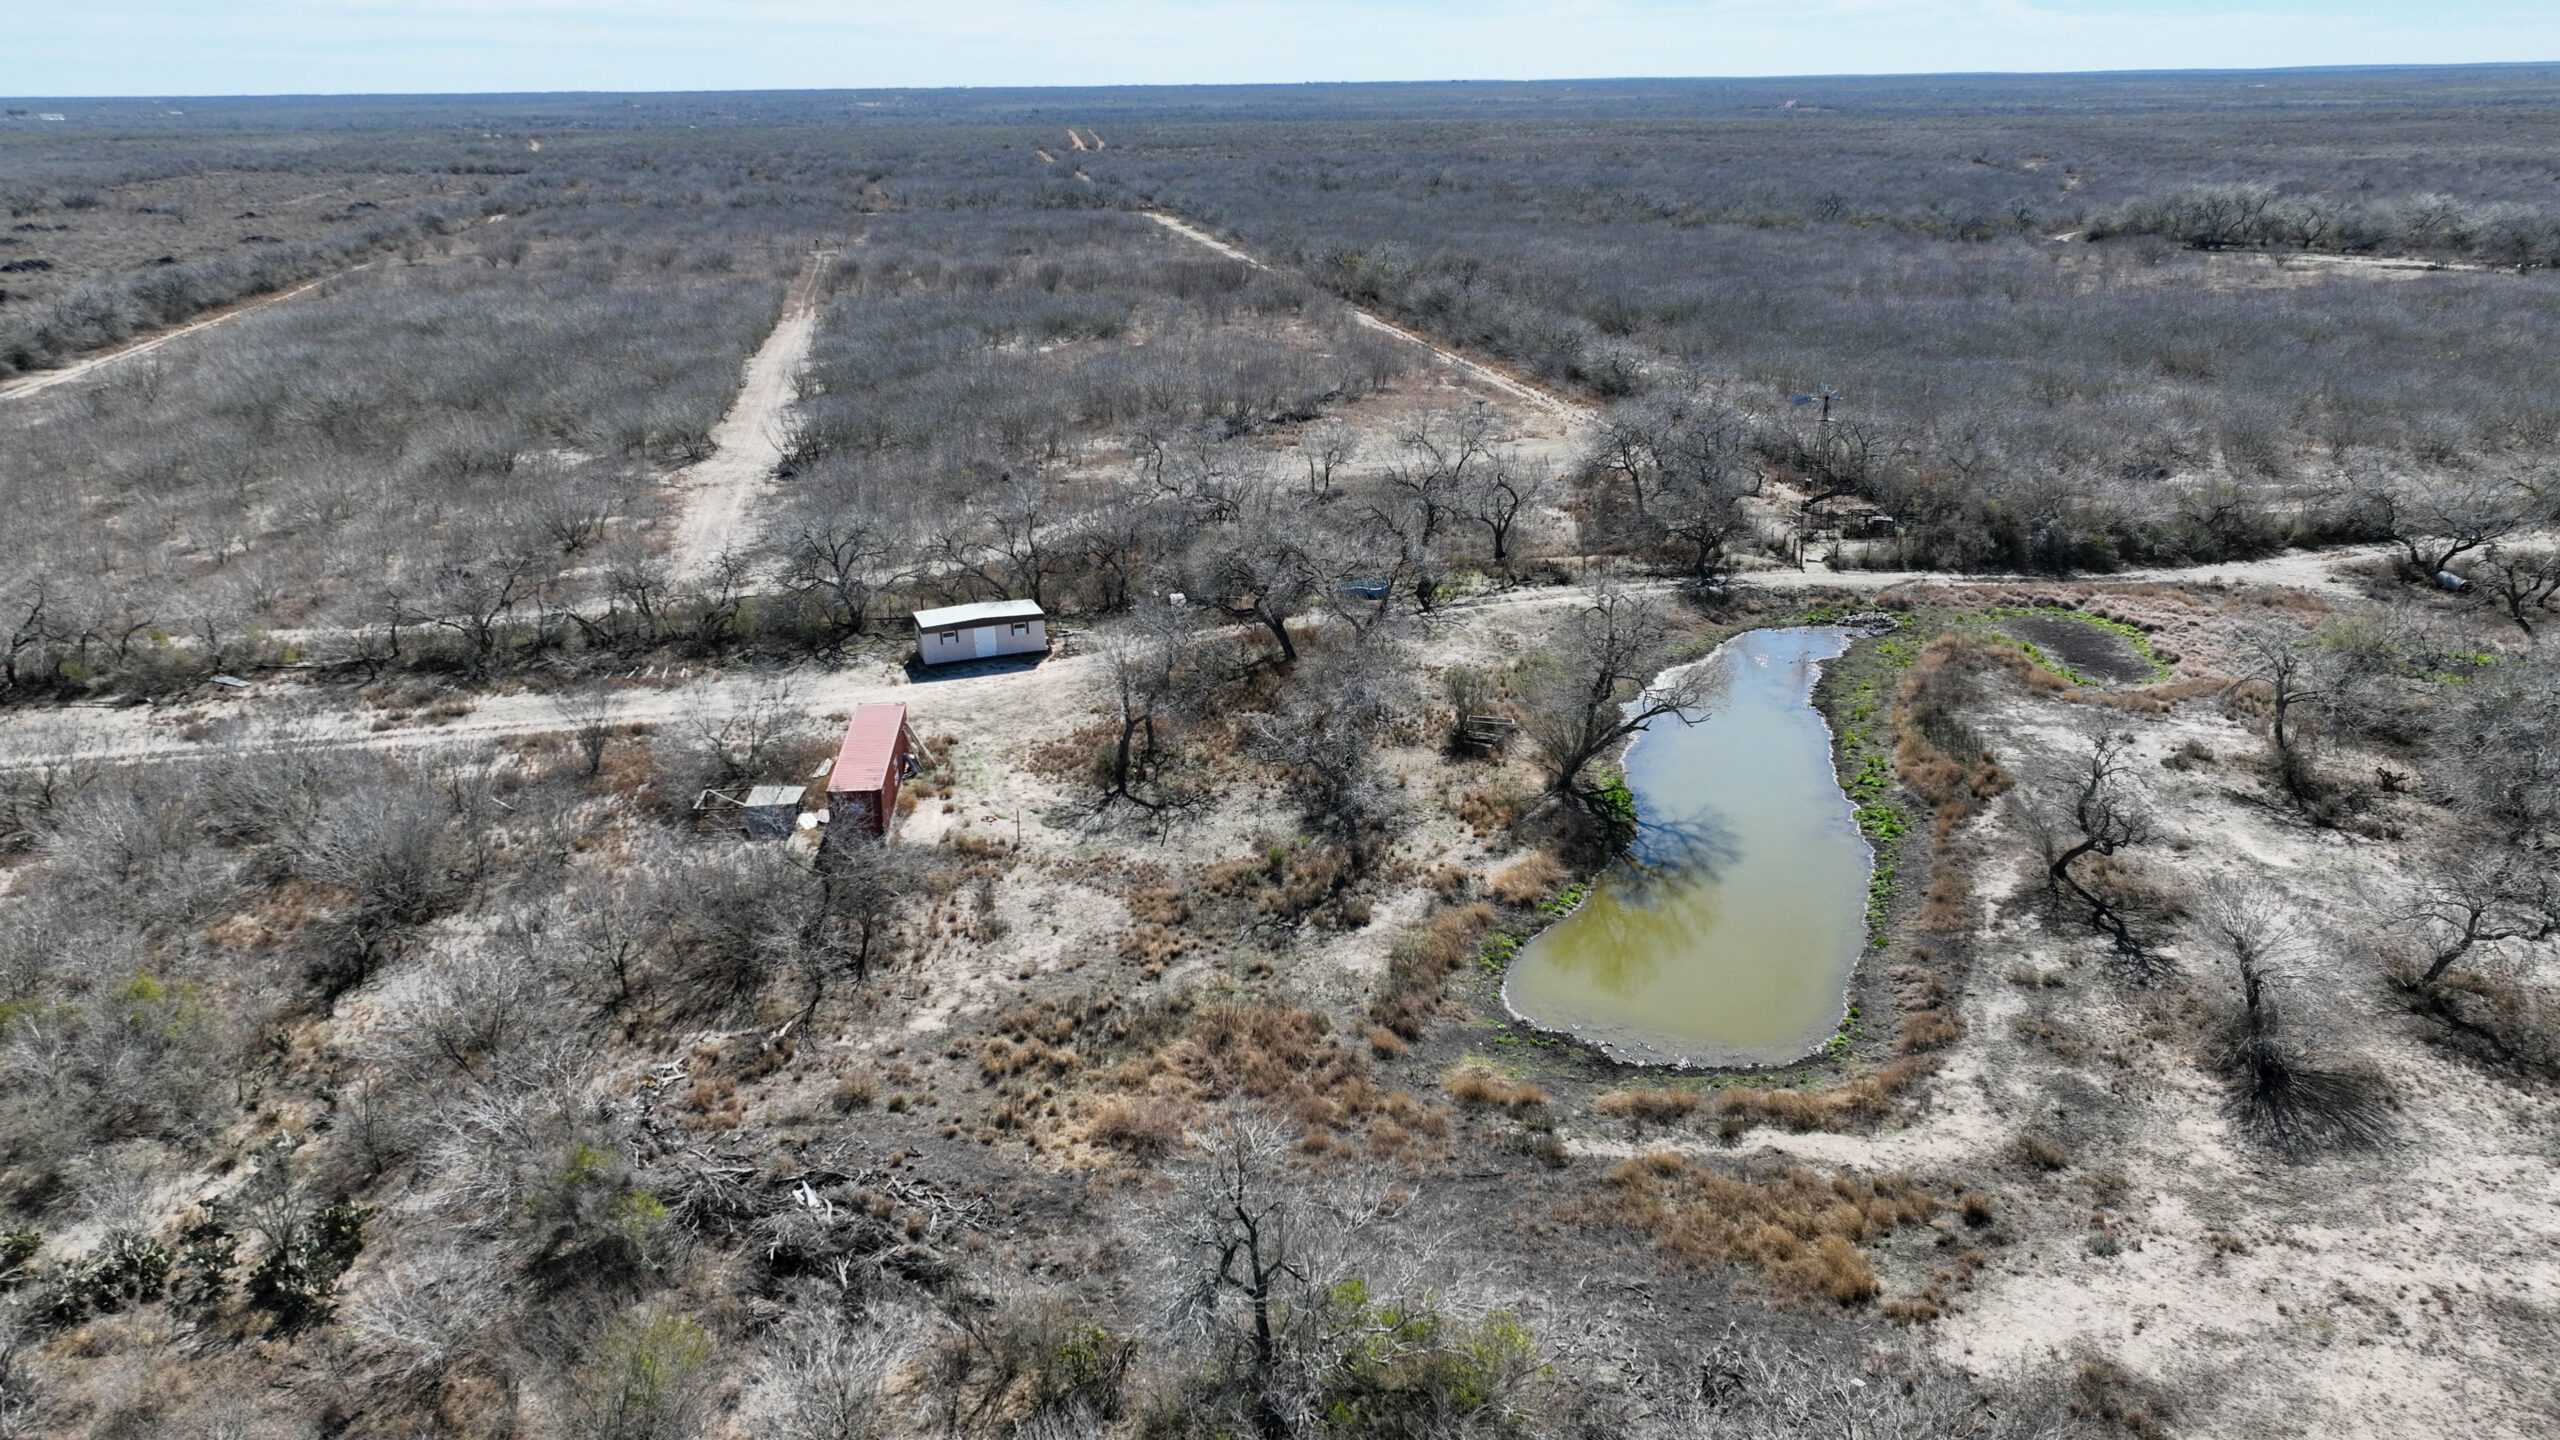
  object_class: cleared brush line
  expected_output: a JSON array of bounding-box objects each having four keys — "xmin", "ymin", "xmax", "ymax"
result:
[
  {"xmin": 0, "ymin": 265, "xmax": 370, "ymax": 403},
  {"xmin": 662, "ymin": 245, "xmax": 836, "ymax": 583},
  {"xmin": 0, "ymin": 214, "xmax": 515, "ymax": 405},
  {"xmin": 1141, "ymin": 211, "xmax": 1585, "ymax": 422}
]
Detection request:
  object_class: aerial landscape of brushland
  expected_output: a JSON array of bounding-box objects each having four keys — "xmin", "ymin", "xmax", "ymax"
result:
[{"xmin": 0, "ymin": 66, "xmax": 2557, "ymax": 1440}]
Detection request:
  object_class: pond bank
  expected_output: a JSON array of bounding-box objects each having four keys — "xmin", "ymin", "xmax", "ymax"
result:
[{"xmin": 1500, "ymin": 625, "xmax": 1878, "ymax": 1068}]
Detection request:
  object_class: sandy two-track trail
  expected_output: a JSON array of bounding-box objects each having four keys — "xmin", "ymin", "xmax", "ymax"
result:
[
  {"xmin": 661, "ymin": 247, "xmax": 834, "ymax": 581},
  {"xmin": 0, "ymin": 267, "xmax": 371, "ymax": 404},
  {"xmin": 0, "ymin": 215, "xmax": 519, "ymax": 406},
  {"xmin": 1142, "ymin": 212, "xmax": 1584, "ymax": 424}
]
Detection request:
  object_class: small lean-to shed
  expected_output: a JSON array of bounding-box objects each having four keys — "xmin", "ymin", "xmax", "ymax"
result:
[
  {"xmin": 739, "ymin": 785, "xmax": 807, "ymax": 841},
  {"xmin": 913, "ymin": 599, "xmax": 1047, "ymax": 667},
  {"xmin": 826, "ymin": 703, "xmax": 911, "ymax": 837}
]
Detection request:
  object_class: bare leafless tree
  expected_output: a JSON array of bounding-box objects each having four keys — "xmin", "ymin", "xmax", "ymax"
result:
[
  {"xmin": 757, "ymin": 1307, "xmax": 908, "ymax": 1440},
  {"xmin": 2198, "ymin": 883, "xmax": 2394, "ymax": 1156},
  {"xmin": 1297, "ymin": 419, "xmax": 1361, "ymax": 500},
  {"xmin": 2400, "ymin": 850, "xmax": 2557, "ymax": 984},
  {"xmin": 1516, "ymin": 582, "xmax": 1711, "ymax": 842},
  {"xmin": 551, "ymin": 687, "xmax": 619, "ymax": 776},
  {"xmin": 0, "ymin": 1301, "xmax": 35, "ymax": 1440},
  {"xmin": 1247, "ymin": 631, "xmax": 1414, "ymax": 845},
  {"xmin": 409, "ymin": 545, "xmax": 554, "ymax": 674},
  {"xmin": 1162, "ymin": 1113, "xmax": 1308, "ymax": 1440},
  {"xmin": 682, "ymin": 677, "xmax": 810, "ymax": 788},
  {"xmin": 1090, "ymin": 603, "xmax": 1216, "ymax": 817},
  {"xmin": 2359, "ymin": 471, "xmax": 2539, "ymax": 580},
  {"xmin": 2430, "ymin": 655, "xmax": 2560, "ymax": 846},
  {"xmin": 777, "ymin": 513, "xmax": 897, "ymax": 641},
  {"xmin": 2230, "ymin": 624, "xmax": 2337, "ymax": 804},
  {"xmin": 1185, "ymin": 479, "xmax": 1328, "ymax": 664},
  {"xmin": 2465, "ymin": 542, "xmax": 2560, "ymax": 635},
  {"xmin": 804, "ymin": 832, "xmax": 932, "ymax": 1015},
  {"xmin": 2034, "ymin": 732, "xmax": 2156, "ymax": 962},
  {"xmin": 1461, "ymin": 457, "xmax": 1550, "ymax": 574},
  {"xmin": 1660, "ymin": 1325, "xmax": 2068, "ymax": 1440},
  {"xmin": 346, "ymin": 1246, "xmax": 501, "ymax": 1384}
]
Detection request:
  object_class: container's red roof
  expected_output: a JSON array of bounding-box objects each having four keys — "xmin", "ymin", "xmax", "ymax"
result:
[{"xmin": 829, "ymin": 703, "xmax": 905, "ymax": 794}]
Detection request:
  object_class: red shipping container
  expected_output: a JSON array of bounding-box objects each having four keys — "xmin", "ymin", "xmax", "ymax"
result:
[{"xmin": 825, "ymin": 703, "xmax": 910, "ymax": 837}]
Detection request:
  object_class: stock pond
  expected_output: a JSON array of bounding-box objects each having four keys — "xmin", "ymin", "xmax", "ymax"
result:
[{"xmin": 1502, "ymin": 626, "xmax": 1874, "ymax": 1067}]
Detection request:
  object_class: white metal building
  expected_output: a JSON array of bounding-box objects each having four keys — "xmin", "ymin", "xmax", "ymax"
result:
[{"xmin": 913, "ymin": 599, "xmax": 1048, "ymax": 666}]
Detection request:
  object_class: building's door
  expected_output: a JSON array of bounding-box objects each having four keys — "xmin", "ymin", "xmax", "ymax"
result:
[{"xmin": 972, "ymin": 625, "xmax": 993, "ymax": 658}]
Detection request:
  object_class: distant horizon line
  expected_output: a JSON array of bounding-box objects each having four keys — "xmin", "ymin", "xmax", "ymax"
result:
[{"xmin": 13, "ymin": 58, "xmax": 2560, "ymax": 105}]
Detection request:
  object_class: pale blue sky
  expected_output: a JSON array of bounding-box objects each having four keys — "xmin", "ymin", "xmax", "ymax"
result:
[{"xmin": 7, "ymin": 0, "xmax": 2557, "ymax": 97}]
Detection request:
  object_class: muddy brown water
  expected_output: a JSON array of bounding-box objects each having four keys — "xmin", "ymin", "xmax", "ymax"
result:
[{"xmin": 1502, "ymin": 626, "xmax": 1873, "ymax": 1068}]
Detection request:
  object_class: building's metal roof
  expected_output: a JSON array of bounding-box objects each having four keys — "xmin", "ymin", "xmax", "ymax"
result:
[
  {"xmin": 743, "ymin": 785, "xmax": 806, "ymax": 809},
  {"xmin": 912, "ymin": 598, "xmax": 1045, "ymax": 630},
  {"xmin": 829, "ymin": 703, "xmax": 907, "ymax": 794}
]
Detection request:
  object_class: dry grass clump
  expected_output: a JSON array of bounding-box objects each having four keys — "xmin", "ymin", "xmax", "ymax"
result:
[
  {"xmin": 2093, "ymin": 677, "xmax": 2217, "ymax": 714},
  {"xmin": 1115, "ymin": 924, "xmax": 1190, "ymax": 976},
  {"xmin": 1593, "ymin": 1088, "xmax": 1702, "ymax": 1125},
  {"xmin": 978, "ymin": 995, "xmax": 1128, "ymax": 1081},
  {"xmin": 1203, "ymin": 843, "xmax": 1359, "ymax": 922},
  {"xmin": 1093, "ymin": 1002, "xmax": 1453, "ymax": 1159},
  {"xmin": 1162, "ymin": 1004, "xmax": 1344, "ymax": 1098},
  {"xmin": 1453, "ymin": 781, "xmax": 1534, "ymax": 835},
  {"xmin": 1085, "ymin": 1097, "xmax": 1183, "ymax": 1161},
  {"xmin": 830, "ymin": 1071, "xmax": 879, "ymax": 1111},
  {"xmin": 1487, "ymin": 852, "xmax": 1569, "ymax": 907},
  {"xmin": 1711, "ymin": 1059, "xmax": 1937, "ymax": 1139},
  {"xmin": 2067, "ymin": 1359, "xmax": 2175, "ymax": 1440},
  {"xmin": 1124, "ymin": 884, "xmax": 1189, "ymax": 927},
  {"xmin": 2394, "ymin": 967, "xmax": 2560, "ymax": 1078},
  {"xmin": 1895, "ymin": 635, "xmax": 2021, "ymax": 838},
  {"xmin": 1595, "ymin": 1154, "xmax": 1939, "ymax": 1307},
  {"xmin": 2012, "ymin": 1134, "xmax": 2073, "ymax": 1171},
  {"xmin": 1892, "ymin": 963, "xmax": 1965, "ymax": 1053},
  {"xmin": 1441, "ymin": 1063, "xmax": 1549, "ymax": 1109},
  {"xmin": 1367, "ymin": 904, "xmax": 1497, "ymax": 1041},
  {"xmin": 1710, "ymin": 961, "xmax": 1955, "ymax": 1139}
]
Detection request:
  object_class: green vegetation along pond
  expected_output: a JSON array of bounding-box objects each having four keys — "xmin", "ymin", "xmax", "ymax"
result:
[{"xmin": 1503, "ymin": 625, "xmax": 1875, "ymax": 1068}]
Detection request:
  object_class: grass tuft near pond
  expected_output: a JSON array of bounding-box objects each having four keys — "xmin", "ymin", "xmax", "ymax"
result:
[{"xmin": 1589, "ymin": 1154, "xmax": 1942, "ymax": 1307}]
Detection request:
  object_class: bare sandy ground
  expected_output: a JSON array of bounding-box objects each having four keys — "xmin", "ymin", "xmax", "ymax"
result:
[
  {"xmin": 0, "ymin": 652, "xmax": 1105, "ymax": 776},
  {"xmin": 661, "ymin": 247, "xmax": 833, "ymax": 581}
]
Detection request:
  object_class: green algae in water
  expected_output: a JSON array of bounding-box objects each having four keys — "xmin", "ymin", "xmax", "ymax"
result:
[{"xmin": 1501, "ymin": 626, "xmax": 1873, "ymax": 1068}]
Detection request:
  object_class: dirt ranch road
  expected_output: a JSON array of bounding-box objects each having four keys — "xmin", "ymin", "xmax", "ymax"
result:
[
  {"xmin": 0, "ymin": 652, "xmax": 1104, "ymax": 778},
  {"xmin": 1143, "ymin": 212, "xmax": 1585, "ymax": 423},
  {"xmin": 0, "ymin": 266, "xmax": 372, "ymax": 404},
  {"xmin": 0, "ymin": 543, "xmax": 2396, "ymax": 777},
  {"xmin": 662, "ymin": 247, "xmax": 835, "ymax": 581},
  {"xmin": 0, "ymin": 215, "xmax": 516, "ymax": 407}
]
